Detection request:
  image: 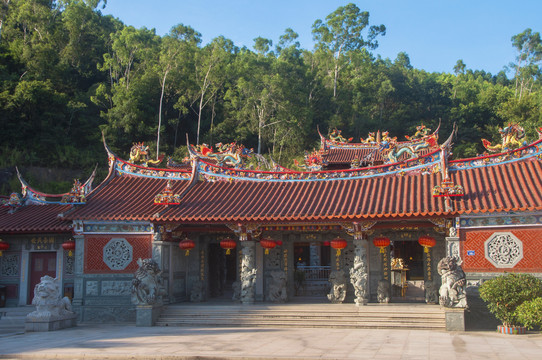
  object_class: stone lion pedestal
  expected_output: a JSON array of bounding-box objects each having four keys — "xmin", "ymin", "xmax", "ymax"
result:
[
  {"xmin": 131, "ymin": 258, "xmax": 166, "ymax": 326},
  {"xmin": 25, "ymin": 275, "xmax": 77, "ymax": 332}
]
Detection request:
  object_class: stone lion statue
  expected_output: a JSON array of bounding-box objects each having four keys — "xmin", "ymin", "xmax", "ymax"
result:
[
  {"xmin": 131, "ymin": 258, "xmax": 166, "ymax": 306},
  {"xmin": 268, "ymin": 270, "xmax": 287, "ymax": 303},
  {"xmin": 377, "ymin": 280, "xmax": 391, "ymax": 303},
  {"xmin": 27, "ymin": 276, "xmax": 74, "ymax": 321},
  {"xmin": 327, "ymin": 270, "xmax": 347, "ymax": 304},
  {"xmin": 437, "ymin": 256, "xmax": 467, "ymax": 308}
]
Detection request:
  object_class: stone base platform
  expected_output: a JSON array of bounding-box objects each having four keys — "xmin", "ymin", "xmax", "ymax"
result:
[{"xmin": 25, "ymin": 314, "xmax": 77, "ymax": 332}]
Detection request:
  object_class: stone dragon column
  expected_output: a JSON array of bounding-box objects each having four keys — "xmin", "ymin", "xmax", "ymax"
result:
[
  {"xmin": 346, "ymin": 223, "xmax": 373, "ymax": 306},
  {"xmin": 239, "ymin": 233, "xmax": 257, "ymax": 304}
]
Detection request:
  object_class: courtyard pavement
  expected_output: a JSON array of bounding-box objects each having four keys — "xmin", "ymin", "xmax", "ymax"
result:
[{"xmin": 0, "ymin": 323, "xmax": 541, "ymax": 360}]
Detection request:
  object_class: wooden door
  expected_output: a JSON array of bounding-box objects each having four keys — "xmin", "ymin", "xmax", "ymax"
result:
[{"xmin": 28, "ymin": 252, "xmax": 57, "ymax": 304}]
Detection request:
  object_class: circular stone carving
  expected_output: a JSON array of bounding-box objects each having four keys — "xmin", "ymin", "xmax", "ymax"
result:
[
  {"xmin": 484, "ymin": 232, "xmax": 523, "ymax": 268},
  {"xmin": 103, "ymin": 238, "xmax": 133, "ymax": 270}
]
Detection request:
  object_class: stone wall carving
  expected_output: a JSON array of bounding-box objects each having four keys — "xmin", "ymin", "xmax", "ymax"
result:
[
  {"xmin": 27, "ymin": 275, "xmax": 74, "ymax": 321},
  {"xmin": 484, "ymin": 232, "xmax": 523, "ymax": 268},
  {"xmin": 1, "ymin": 254, "xmax": 19, "ymax": 277},
  {"xmin": 327, "ymin": 270, "xmax": 347, "ymax": 303},
  {"xmin": 85, "ymin": 281, "xmax": 99, "ymax": 296},
  {"xmin": 349, "ymin": 239, "xmax": 368, "ymax": 305},
  {"xmin": 438, "ymin": 256, "xmax": 467, "ymax": 308},
  {"xmin": 103, "ymin": 238, "xmax": 133, "ymax": 271},
  {"xmin": 102, "ymin": 281, "xmax": 131, "ymax": 296},
  {"xmin": 268, "ymin": 270, "xmax": 287, "ymax": 303},
  {"xmin": 130, "ymin": 258, "xmax": 165, "ymax": 305}
]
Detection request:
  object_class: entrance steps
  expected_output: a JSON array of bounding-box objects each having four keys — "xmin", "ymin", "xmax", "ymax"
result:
[
  {"xmin": 0, "ymin": 307, "xmax": 34, "ymax": 336},
  {"xmin": 156, "ymin": 302, "xmax": 446, "ymax": 330}
]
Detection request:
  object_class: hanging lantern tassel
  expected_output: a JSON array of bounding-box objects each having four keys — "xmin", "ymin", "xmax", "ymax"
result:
[
  {"xmin": 260, "ymin": 238, "xmax": 276, "ymax": 255},
  {"xmin": 179, "ymin": 238, "xmax": 195, "ymax": 256},
  {"xmin": 62, "ymin": 240, "xmax": 76, "ymax": 257},
  {"xmin": 220, "ymin": 238, "xmax": 237, "ymax": 255},
  {"xmin": 418, "ymin": 235, "xmax": 436, "ymax": 253},
  {"xmin": 330, "ymin": 237, "xmax": 347, "ymax": 256},
  {"xmin": 0, "ymin": 239, "xmax": 9, "ymax": 256},
  {"xmin": 372, "ymin": 236, "xmax": 391, "ymax": 254}
]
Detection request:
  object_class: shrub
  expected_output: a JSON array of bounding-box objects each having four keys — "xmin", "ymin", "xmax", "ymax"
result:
[
  {"xmin": 515, "ymin": 297, "xmax": 542, "ymax": 330},
  {"xmin": 478, "ymin": 273, "xmax": 542, "ymax": 327}
]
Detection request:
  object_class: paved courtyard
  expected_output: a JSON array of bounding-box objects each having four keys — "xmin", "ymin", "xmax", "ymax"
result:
[{"xmin": 0, "ymin": 324, "xmax": 541, "ymax": 360}]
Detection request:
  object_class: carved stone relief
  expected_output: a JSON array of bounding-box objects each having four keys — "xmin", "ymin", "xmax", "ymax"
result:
[
  {"xmin": 102, "ymin": 281, "xmax": 131, "ymax": 296},
  {"xmin": 103, "ymin": 238, "xmax": 133, "ymax": 271},
  {"xmin": 484, "ymin": 232, "xmax": 523, "ymax": 268},
  {"xmin": 85, "ymin": 281, "xmax": 99, "ymax": 296},
  {"xmin": 1, "ymin": 254, "xmax": 19, "ymax": 276}
]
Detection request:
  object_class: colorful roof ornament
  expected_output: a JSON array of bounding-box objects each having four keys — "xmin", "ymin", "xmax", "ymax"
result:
[
  {"xmin": 129, "ymin": 142, "xmax": 164, "ymax": 167},
  {"xmin": 61, "ymin": 179, "xmax": 86, "ymax": 203},
  {"xmin": 432, "ymin": 179, "xmax": 464, "ymax": 197},
  {"xmin": 154, "ymin": 180, "xmax": 182, "ymax": 205},
  {"xmin": 293, "ymin": 150, "xmax": 328, "ymax": 171},
  {"xmin": 481, "ymin": 123, "xmax": 526, "ymax": 153},
  {"xmin": 1, "ymin": 193, "xmax": 23, "ymax": 208},
  {"xmin": 188, "ymin": 141, "xmax": 254, "ymax": 168},
  {"xmin": 329, "ymin": 129, "xmax": 353, "ymax": 143}
]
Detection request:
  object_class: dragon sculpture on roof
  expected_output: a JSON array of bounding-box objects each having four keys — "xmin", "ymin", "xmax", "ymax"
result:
[
  {"xmin": 129, "ymin": 142, "xmax": 164, "ymax": 167},
  {"xmin": 481, "ymin": 123, "xmax": 526, "ymax": 153}
]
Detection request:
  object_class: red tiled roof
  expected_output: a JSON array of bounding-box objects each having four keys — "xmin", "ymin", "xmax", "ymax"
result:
[
  {"xmin": 66, "ymin": 176, "xmax": 190, "ymax": 221},
  {"xmin": 0, "ymin": 204, "xmax": 72, "ymax": 233},
  {"xmin": 65, "ymin": 158, "xmax": 542, "ymax": 223},
  {"xmin": 324, "ymin": 147, "xmax": 432, "ymax": 164}
]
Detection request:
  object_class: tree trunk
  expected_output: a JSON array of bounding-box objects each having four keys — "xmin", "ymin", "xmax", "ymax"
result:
[{"xmin": 157, "ymin": 68, "xmax": 169, "ymax": 159}]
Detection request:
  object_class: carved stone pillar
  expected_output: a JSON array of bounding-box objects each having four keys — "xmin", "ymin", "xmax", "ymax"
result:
[
  {"xmin": 349, "ymin": 236, "xmax": 369, "ymax": 306},
  {"xmin": 240, "ymin": 237, "xmax": 256, "ymax": 304}
]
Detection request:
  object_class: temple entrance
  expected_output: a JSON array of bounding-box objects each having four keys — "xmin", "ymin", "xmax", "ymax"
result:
[
  {"xmin": 207, "ymin": 243, "xmax": 237, "ymax": 300},
  {"xmin": 293, "ymin": 242, "xmax": 331, "ymax": 298},
  {"xmin": 390, "ymin": 240, "xmax": 425, "ymax": 302},
  {"xmin": 28, "ymin": 252, "xmax": 57, "ymax": 304}
]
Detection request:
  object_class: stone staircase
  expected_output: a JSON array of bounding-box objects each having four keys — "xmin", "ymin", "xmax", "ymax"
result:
[
  {"xmin": 0, "ymin": 307, "xmax": 33, "ymax": 336},
  {"xmin": 156, "ymin": 302, "xmax": 446, "ymax": 330}
]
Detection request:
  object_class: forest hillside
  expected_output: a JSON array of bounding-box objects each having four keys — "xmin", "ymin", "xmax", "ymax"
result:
[{"xmin": 0, "ymin": 1, "xmax": 541, "ymax": 193}]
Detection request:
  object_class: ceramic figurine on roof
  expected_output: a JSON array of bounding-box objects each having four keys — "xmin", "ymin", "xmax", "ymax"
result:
[
  {"xmin": 61, "ymin": 179, "xmax": 86, "ymax": 203},
  {"xmin": 189, "ymin": 142, "xmax": 253, "ymax": 168},
  {"xmin": 129, "ymin": 142, "xmax": 164, "ymax": 167},
  {"xmin": 405, "ymin": 124, "xmax": 431, "ymax": 140},
  {"xmin": 329, "ymin": 129, "xmax": 353, "ymax": 143},
  {"xmin": 379, "ymin": 138, "xmax": 417, "ymax": 164},
  {"xmin": 1, "ymin": 192, "xmax": 23, "ymax": 208},
  {"xmin": 294, "ymin": 150, "xmax": 328, "ymax": 171},
  {"xmin": 481, "ymin": 123, "xmax": 526, "ymax": 153}
]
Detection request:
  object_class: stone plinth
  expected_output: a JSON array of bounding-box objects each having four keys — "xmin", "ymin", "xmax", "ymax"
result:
[
  {"xmin": 445, "ymin": 308, "xmax": 465, "ymax": 331},
  {"xmin": 136, "ymin": 304, "xmax": 162, "ymax": 327},
  {"xmin": 25, "ymin": 314, "xmax": 77, "ymax": 332}
]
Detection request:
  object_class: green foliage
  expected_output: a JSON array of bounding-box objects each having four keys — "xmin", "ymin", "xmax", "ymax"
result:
[
  {"xmin": 515, "ymin": 297, "xmax": 542, "ymax": 330},
  {"xmin": 479, "ymin": 274, "xmax": 542, "ymax": 327}
]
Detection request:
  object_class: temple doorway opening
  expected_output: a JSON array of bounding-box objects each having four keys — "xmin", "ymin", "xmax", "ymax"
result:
[
  {"xmin": 390, "ymin": 240, "xmax": 425, "ymax": 302},
  {"xmin": 207, "ymin": 243, "xmax": 237, "ymax": 300},
  {"xmin": 293, "ymin": 242, "xmax": 331, "ymax": 298}
]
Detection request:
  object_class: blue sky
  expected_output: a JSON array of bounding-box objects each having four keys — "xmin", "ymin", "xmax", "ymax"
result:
[{"xmin": 101, "ymin": 0, "xmax": 542, "ymax": 75}]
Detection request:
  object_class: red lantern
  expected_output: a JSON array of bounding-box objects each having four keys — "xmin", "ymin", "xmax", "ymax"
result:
[
  {"xmin": 179, "ymin": 238, "xmax": 195, "ymax": 256},
  {"xmin": 260, "ymin": 238, "xmax": 276, "ymax": 254},
  {"xmin": 62, "ymin": 239, "xmax": 76, "ymax": 257},
  {"xmin": 418, "ymin": 235, "xmax": 436, "ymax": 253},
  {"xmin": 330, "ymin": 237, "xmax": 347, "ymax": 256},
  {"xmin": 220, "ymin": 238, "xmax": 236, "ymax": 255},
  {"xmin": 0, "ymin": 239, "xmax": 9, "ymax": 256},
  {"xmin": 323, "ymin": 241, "xmax": 330, "ymax": 247},
  {"xmin": 373, "ymin": 236, "xmax": 391, "ymax": 253},
  {"xmin": 275, "ymin": 240, "xmax": 283, "ymax": 246}
]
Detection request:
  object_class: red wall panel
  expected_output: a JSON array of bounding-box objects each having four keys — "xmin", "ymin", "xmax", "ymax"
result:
[
  {"xmin": 84, "ymin": 235, "xmax": 152, "ymax": 274},
  {"xmin": 462, "ymin": 228, "xmax": 542, "ymax": 272}
]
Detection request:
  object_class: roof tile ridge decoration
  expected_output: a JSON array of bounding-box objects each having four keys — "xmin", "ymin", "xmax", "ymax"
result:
[
  {"xmin": 7, "ymin": 167, "xmax": 90, "ymax": 207},
  {"xmin": 152, "ymin": 149, "xmax": 201, "ymax": 219},
  {"xmin": 102, "ymin": 131, "xmax": 191, "ymax": 181}
]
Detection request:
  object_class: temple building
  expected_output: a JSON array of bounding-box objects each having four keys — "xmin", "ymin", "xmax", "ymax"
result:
[{"xmin": 1, "ymin": 124, "xmax": 542, "ymax": 325}]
